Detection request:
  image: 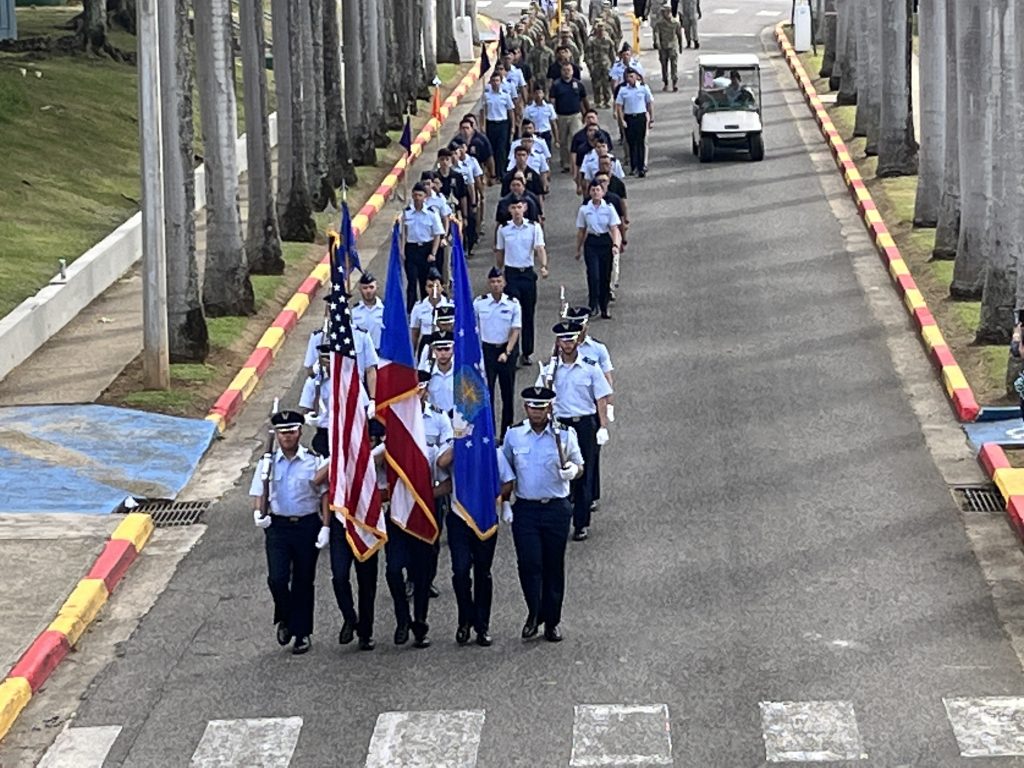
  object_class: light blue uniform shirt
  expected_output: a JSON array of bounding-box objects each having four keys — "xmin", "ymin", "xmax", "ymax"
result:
[
  {"xmin": 502, "ymin": 421, "xmax": 584, "ymax": 500},
  {"xmin": 403, "ymin": 205, "xmax": 445, "ymax": 244},
  {"xmin": 423, "ymin": 406, "xmax": 454, "ymax": 482},
  {"xmin": 299, "ymin": 370, "xmax": 332, "ymax": 428},
  {"xmin": 352, "ymin": 299, "xmax": 385, "ymax": 349},
  {"xmin": 304, "ymin": 328, "xmax": 378, "ymax": 377},
  {"xmin": 410, "ymin": 297, "xmax": 454, "ymax": 336},
  {"xmin": 425, "ymin": 192, "xmax": 453, "ymax": 220},
  {"xmin": 496, "ymin": 448, "xmax": 516, "ymax": 485},
  {"xmin": 615, "ymin": 83, "xmax": 652, "ymax": 114},
  {"xmin": 536, "ymin": 356, "xmax": 613, "ymax": 417},
  {"xmin": 482, "ymin": 88, "xmax": 516, "ymax": 121},
  {"xmin": 427, "ymin": 362, "xmax": 455, "ymax": 413},
  {"xmin": 248, "ymin": 446, "xmax": 325, "ymax": 517},
  {"xmin": 580, "ymin": 150, "xmax": 625, "ymax": 181},
  {"xmin": 578, "ymin": 337, "xmax": 614, "ymax": 374},
  {"xmin": 473, "ymin": 293, "xmax": 523, "ymax": 344},
  {"xmin": 610, "ymin": 57, "xmax": 645, "ymax": 83},
  {"xmin": 576, "ymin": 199, "xmax": 622, "ymax": 234},
  {"xmin": 523, "ymin": 101, "xmax": 557, "ymax": 134}
]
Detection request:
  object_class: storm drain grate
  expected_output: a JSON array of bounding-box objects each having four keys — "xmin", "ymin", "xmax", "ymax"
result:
[
  {"xmin": 951, "ymin": 485, "xmax": 1005, "ymax": 513},
  {"xmin": 131, "ymin": 500, "xmax": 211, "ymax": 527}
]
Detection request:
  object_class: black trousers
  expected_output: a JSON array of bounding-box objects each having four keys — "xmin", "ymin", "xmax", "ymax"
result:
[
  {"xmin": 265, "ymin": 514, "xmax": 321, "ymax": 639},
  {"xmin": 504, "ymin": 266, "xmax": 538, "ymax": 358},
  {"xmin": 538, "ymin": 130, "xmax": 554, "ymax": 152},
  {"xmin": 312, "ymin": 426, "xmax": 329, "ymax": 457},
  {"xmin": 486, "ymin": 119, "xmax": 512, "ymax": 175},
  {"xmin": 384, "ymin": 517, "xmax": 434, "ymax": 631},
  {"xmin": 624, "ymin": 113, "xmax": 648, "ymax": 173},
  {"xmin": 634, "ymin": 0, "xmax": 648, "ymax": 17},
  {"xmin": 511, "ymin": 498, "xmax": 572, "ymax": 628},
  {"xmin": 464, "ymin": 205, "xmax": 479, "ymax": 253},
  {"xmin": 559, "ymin": 414, "xmax": 598, "ymax": 530},
  {"xmin": 328, "ymin": 516, "xmax": 378, "ymax": 641},
  {"xmin": 404, "ymin": 242, "xmax": 433, "ymax": 312},
  {"xmin": 584, "ymin": 234, "xmax": 614, "ymax": 314},
  {"xmin": 447, "ymin": 508, "xmax": 498, "ymax": 633},
  {"xmin": 483, "ymin": 342, "xmax": 519, "ymax": 437}
]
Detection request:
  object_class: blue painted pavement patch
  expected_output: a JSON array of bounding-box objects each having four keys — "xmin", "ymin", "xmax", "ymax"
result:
[
  {"xmin": 0, "ymin": 404, "xmax": 217, "ymax": 514},
  {"xmin": 963, "ymin": 418, "xmax": 1024, "ymax": 453}
]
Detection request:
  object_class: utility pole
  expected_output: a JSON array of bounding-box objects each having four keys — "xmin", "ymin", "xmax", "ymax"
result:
[{"xmin": 137, "ymin": 0, "xmax": 169, "ymax": 388}]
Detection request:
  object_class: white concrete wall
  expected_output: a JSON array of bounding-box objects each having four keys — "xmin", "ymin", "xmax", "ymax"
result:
[{"xmin": 0, "ymin": 113, "xmax": 278, "ymax": 385}]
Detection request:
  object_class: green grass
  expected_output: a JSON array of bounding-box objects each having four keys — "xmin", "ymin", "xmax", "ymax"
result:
[
  {"xmin": 878, "ymin": 175, "xmax": 917, "ymax": 226},
  {"xmin": 206, "ymin": 315, "xmax": 248, "ymax": 349},
  {"xmin": 171, "ymin": 362, "xmax": 217, "ymax": 384},
  {"xmin": 906, "ymin": 229, "xmax": 935, "ymax": 261},
  {"xmin": 122, "ymin": 388, "xmax": 198, "ymax": 410},
  {"xmin": 437, "ymin": 63, "xmax": 458, "ymax": 82},
  {"xmin": 927, "ymin": 259, "xmax": 953, "ymax": 286},
  {"xmin": 952, "ymin": 301, "xmax": 981, "ymax": 332}
]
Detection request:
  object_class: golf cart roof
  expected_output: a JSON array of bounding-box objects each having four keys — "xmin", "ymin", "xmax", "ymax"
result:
[{"xmin": 697, "ymin": 54, "xmax": 761, "ymax": 69}]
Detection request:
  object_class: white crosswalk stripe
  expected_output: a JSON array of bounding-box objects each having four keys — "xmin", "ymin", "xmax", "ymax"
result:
[
  {"xmin": 712, "ymin": 7, "xmax": 739, "ymax": 13},
  {"xmin": 190, "ymin": 717, "xmax": 303, "ymax": 767},
  {"xmin": 506, "ymin": 0, "xmax": 532, "ymax": 7},
  {"xmin": 365, "ymin": 709, "xmax": 486, "ymax": 768},
  {"xmin": 759, "ymin": 700, "xmax": 867, "ymax": 762},
  {"xmin": 570, "ymin": 704, "xmax": 673, "ymax": 766},
  {"xmin": 476, "ymin": 0, "xmax": 492, "ymax": 6},
  {"xmin": 36, "ymin": 725, "xmax": 123, "ymax": 768},
  {"xmin": 756, "ymin": 9, "xmax": 782, "ymax": 16},
  {"xmin": 944, "ymin": 697, "xmax": 1024, "ymax": 757}
]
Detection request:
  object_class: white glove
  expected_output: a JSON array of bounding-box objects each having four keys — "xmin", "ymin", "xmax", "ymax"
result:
[
  {"xmin": 371, "ymin": 442, "xmax": 387, "ymax": 460},
  {"xmin": 558, "ymin": 462, "xmax": 580, "ymax": 481},
  {"xmin": 304, "ymin": 411, "xmax": 319, "ymax": 426},
  {"xmin": 607, "ymin": 405, "xmax": 615, "ymax": 423},
  {"xmin": 367, "ymin": 399, "xmax": 376, "ymax": 419},
  {"xmin": 253, "ymin": 509, "xmax": 272, "ymax": 529},
  {"xmin": 501, "ymin": 500, "xmax": 514, "ymax": 524},
  {"xmin": 596, "ymin": 427, "xmax": 610, "ymax": 446},
  {"xmin": 315, "ymin": 525, "xmax": 331, "ymax": 549}
]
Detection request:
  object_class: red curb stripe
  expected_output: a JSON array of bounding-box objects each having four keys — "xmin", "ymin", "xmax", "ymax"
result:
[
  {"xmin": 8, "ymin": 631, "xmax": 70, "ymax": 692},
  {"xmin": 85, "ymin": 539, "xmax": 138, "ymax": 592},
  {"xmin": 870, "ymin": 220, "xmax": 890, "ymax": 237},
  {"xmin": 1007, "ymin": 497, "xmax": 1024, "ymax": 539},
  {"xmin": 895, "ymin": 273, "xmax": 917, "ymax": 293},
  {"xmin": 270, "ymin": 309, "xmax": 299, "ymax": 333},
  {"xmin": 242, "ymin": 346, "xmax": 274, "ymax": 378},
  {"xmin": 932, "ymin": 345, "xmax": 957, "ymax": 368},
  {"xmin": 980, "ymin": 444, "xmax": 1011, "ymax": 476},
  {"xmin": 881, "ymin": 244, "xmax": 902, "ymax": 262},
  {"xmin": 210, "ymin": 388, "xmax": 243, "ymax": 421},
  {"xmin": 298, "ymin": 275, "xmax": 322, "ymax": 294},
  {"xmin": 913, "ymin": 306, "xmax": 936, "ymax": 328},
  {"xmin": 953, "ymin": 389, "xmax": 980, "ymax": 422}
]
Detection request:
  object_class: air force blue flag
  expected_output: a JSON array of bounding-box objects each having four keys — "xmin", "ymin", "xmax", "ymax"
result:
[
  {"xmin": 339, "ymin": 200, "xmax": 361, "ymax": 277},
  {"xmin": 451, "ymin": 223, "xmax": 500, "ymax": 539}
]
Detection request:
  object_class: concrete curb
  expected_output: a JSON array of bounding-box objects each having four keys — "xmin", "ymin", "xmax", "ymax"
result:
[
  {"xmin": 978, "ymin": 444, "xmax": 1024, "ymax": 542},
  {"xmin": 204, "ymin": 55, "xmax": 491, "ymax": 434},
  {"xmin": 774, "ymin": 24, "xmax": 980, "ymax": 423},
  {"xmin": 0, "ymin": 512, "xmax": 153, "ymax": 742}
]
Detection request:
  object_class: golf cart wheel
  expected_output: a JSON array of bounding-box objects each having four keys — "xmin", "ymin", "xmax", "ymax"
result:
[
  {"xmin": 698, "ymin": 136, "xmax": 714, "ymax": 163},
  {"xmin": 749, "ymin": 133, "xmax": 765, "ymax": 162},
  {"xmin": 691, "ymin": 134, "xmax": 698, "ymax": 156}
]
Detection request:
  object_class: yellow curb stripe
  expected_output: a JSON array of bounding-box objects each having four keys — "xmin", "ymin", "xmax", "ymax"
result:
[
  {"xmin": 111, "ymin": 512, "xmax": 154, "ymax": 552},
  {"xmin": 864, "ymin": 208, "xmax": 883, "ymax": 224},
  {"xmin": 903, "ymin": 288, "xmax": 927, "ymax": 311},
  {"xmin": 921, "ymin": 324, "xmax": 946, "ymax": 351},
  {"xmin": 994, "ymin": 467, "xmax": 1024, "ymax": 500},
  {"xmin": 310, "ymin": 262, "xmax": 330, "ymax": 283},
  {"xmin": 888, "ymin": 259, "xmax": 910, "ymax": 278},
  {"xmin": 876, "ymin": 232, "xmax": 896, "ymax": 248},
  {"xmin": 836, "ymin": 150, "xmax": 851, "ymax": 163},
  {"xmin": 284, "ymin": 293, "xmax": 310, "ymax": 317},
  {"xmin": 853, "ymin": 186, "xmax": 872, "ymax": 202},
  {"xmin": 48, "ymin": 578, "xmax": 109, "ymax": 647},
  {"xmin": 206, "ymin": 412, "xmax": 227, "ymax": 433},
  {"xmin": 942, "ymin": 365, "xmax": 969, "ymax": 395},
  {"xmin": 255, "ymin": 326, "xmax": 286, "ymax": 356},
  {"xmin": 0, "ymin": 677, "xmax": 32, "ymax": 741},
  {"xmin": 351, "ymin": 213, "xmax": 370, "ymax": 234},
  {"xmin": 845, "ymin": 168, "xmax": 862, "ymax": 183},
  {"xmin": 227, "ymin": 367, "xmax": 259, "ymax": 401},
  {"xmin": 383, "ymin": 173, "xmax": 399, "ymax": 187},
  {"xmin": 366, "ymin": 193, "xmax": 386, "ymax": 213}
]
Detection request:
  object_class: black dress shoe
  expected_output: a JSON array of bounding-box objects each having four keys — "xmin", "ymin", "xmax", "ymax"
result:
[
  {"xmin": 456, "ymin": 624, "xmax": 472, "ymax": 645},
  {"xmin": 412, "ymin": 621, "xmax": 431, "ymax": 648},
  {"xmin": 522, "ymin": 616, "xmax": 539, "ymax": 639},
  {"xmin": 476, "ymin": 631, "xmax": 493, "ymax": 647},
  {"xmin": 544, "ymin": 625, "xmax": 563, "ymax": 642},
  {"xmin": 359, "ymin": 637, "xmax": 376, "ymax": 651},
  {"xmin": 339, "ymin": 620, "xmax": 356, "ymax": 645},
  {"xmin": 572, "ymin": 527, "xmax": 589, "ymax": 541},
  {"xmin": 601, "ymin": 312, "xmax": 612, "ymax": 319},
  {"xmin": 292, "ymin": 636, "xmax": 312, "ymax": 654},
  {"xmin": 276, "ymin": 622, "xmax": 292, "ymax": 646},
  {"xmin": 521, "ymin": 354, "xmax": 533, "ymax": 366},
  {"xmin": 394, "ymin": 622, "xmax": 410, "ymax": 645},
  {"xmin": 429, "ymin": 583, "xmax": 440, "ymax": 599}
]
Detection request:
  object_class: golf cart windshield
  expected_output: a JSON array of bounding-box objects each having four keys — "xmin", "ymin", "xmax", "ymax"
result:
[{"xmin": 697, "ymin": 66, "xmax": 760, "ymax": 112}]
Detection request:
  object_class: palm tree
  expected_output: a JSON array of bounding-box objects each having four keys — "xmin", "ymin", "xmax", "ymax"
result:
[
  {"xmin": 195, "ymin": 0, "xmax": 254, "ymax": 316},
  {"xmin": 819, "ymin": 0, "xmax": 838, "ymax": 80},
  {"xmin": 835, "ymin": 0, "xmax": 857, "ymax": 104},
  {"xmin": 913, "ymin": 0, "xmax": 946, "ymax": 227},
  {"xmin": 343, "ymin": 0, "xmax": 376, "ymax": 164},
  {"xmin": 364, "ymin": 0, "xmax": 389, "ymax": 146},
  {"xmin": 304, "ymin": 0, "xmax": 332, "ymax": 210},
  {"xmin": 423, "ymin": 0, "xmax": 438, "ymax": 84},
  {"xmin": 323, "ymin": 0, "xmax": 358, "ymax": 187},
  {"xmin": 159, "ymin": 0, "xmax": 208, "ymax": 360},
  {"xmin": 932, "ymin": 0, "xmax": 959, "ymax": 260},
  {"xmin": 436, "ymin": 0, "xmax": 460, "ymax": 64},
  {"xmin": 860, "ymin": 0, "xmax": 883, "ymax": 155},
  {"xmin": 876, "ymin": 0, "xmax": 918, "ymax": 176},
  {"xmin": 240, "ymin": 0, "xmax": 285, "ymax": 275}
]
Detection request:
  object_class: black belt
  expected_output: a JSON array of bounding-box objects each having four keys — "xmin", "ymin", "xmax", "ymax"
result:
[
  {"xmin": 517, "ymin": 497, "xmax": 568, "ymax": 504},
  {"xmin": 271, "ymin": 514, "xmax": 316, "ymax": 523},
  {"xmin": 559, "ymin": 414, "xmax": 596, "ymax": 423},
  {"xmin": 586, "ymin": 233, "xmax": 612, "ymax": 240},
  {"xmin": 482, "ymin": 341, "xmax": 510, "ymax": 347},
  {"xmin": 504, "ymin": 265, "xmax": 535, "ymax": 272},
  {"xmin": 625, "ymin": 112, "xmax": 647, "ymax": 118}
]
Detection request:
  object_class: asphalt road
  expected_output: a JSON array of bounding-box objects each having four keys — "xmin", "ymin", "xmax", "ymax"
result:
[{"xmin": 24, "ymin": 2, "xmax": 1024, "ymax": 766}]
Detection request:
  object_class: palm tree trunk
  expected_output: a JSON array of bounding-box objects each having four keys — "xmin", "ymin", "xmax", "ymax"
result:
[
  {"xmin": 466, "ymin": 0, "xmax": 480, "ymax": 45},
  {"xmin": 411, "ymin": 0, "xmax": 429, "ymax": 100},
  {"xmin": 240, "ymin": 0, "xmax": 285, "ymax": 275},
  {"xmin": 436, "ymin": 0, "xmax": 460, "ymax": 65},
  {"xmin": 876, "ymin": 0, "xmax": 918, "ymax": 176},
  {"xmin": 364, "ymin": 0, "xmax": 387, "ymax": 144},
  {"xmin": 343, "ymin": 0, "xmax": 376, "ymax": 164},
  {"xmin": 836, "ymin": 0, "xmax": 857, "ymax": 104},
  {"xmin": 305, "ymin": 0, "xmax": 332, "ymax": 210},
  {"xmin": 820, "ymin": 0, "xmax": 837, "ymax": 79},
  {"xmin": 829, "ymin": 0, "xmax": 848, "ymax": 92},
  {"xmin": 278, "ymin": 0, "xmax": 317, "ymax": 241},
  {"xmin": 861, "ymin": 0, "xmax": 883, "ymax": 155},
  {"xmin": 159, "ymin": 0, "xmax": 208, "ymax": 360},
  {"xmin": 950, "ymin": 0, "xmax": 992, "ymax": 299},
  {"xmin": 324, "ymin": 0, "xmax": 357, "ymax": 187},
  {"xmin": 851, "ymin": 0, "xmax": 869, "ymax": 134},
  {"xmin": 913, "ymin": 0, "xmax": 946, "ymax": 227},
  {"xmin": 423, "ymin": 0, "xmax": 438, "ymax": 83},
  {"xmin": 271, "ymin": 0, "xmax": 291, "ymax": 212},
  {"xmin": 380, "ymin": 0, "xmax": 405, "ymax": 128},
  {"xmin": 196, "ymin": 0, "xmax": 254, "ymax": 316},
  {"xmin": 932, "ymin": 0, "xmax": 959, "ymax": 260}
]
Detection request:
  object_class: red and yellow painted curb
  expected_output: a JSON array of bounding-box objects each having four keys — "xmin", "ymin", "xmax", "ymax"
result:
[
  {"xmin": 774, "ymin": 24, "xmax": 979, "ymax": 423},
  {"xmin": 205, "ymin": 53, "xmax": 494, "ymax": 435},
  {"xmin": 979, "ymin": 444, "xmax": 1024, "ymax": 541},
  {"xmin": 0, "ymin": 513, "xmax": 153, "ymax": 741}
]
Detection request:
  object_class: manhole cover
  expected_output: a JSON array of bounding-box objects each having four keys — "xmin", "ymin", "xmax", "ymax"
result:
[
  {"xmin": 951, "ymin": 485, "xmax": 1004, "ymax": 513},
  {"xmin": 131, "ymin": 500, "xmax": 211, "ymax": 527}
]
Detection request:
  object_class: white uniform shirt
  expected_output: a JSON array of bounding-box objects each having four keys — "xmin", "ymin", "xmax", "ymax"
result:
[
  {"xmin": 523, "ymin": 101, "xmax": 558, "ymax": 134},
  {"xmin": 482, "ymin": 88, "xmax": 515, "ymax": 121},
  {"xmin": 409, "ymin": 297, "xmax": 454, "ymax": 337},
  {"xmin": 610, "ymin": 57, "xmax": 645, "ymax": 83},
  {"xmin": 576, "ymin": 199, "xmax": 622, "ymax": 234},
  {"xmin": 578, "ymin": 336, "xmax": 614, "ymax": 374},
  {"xmin": 580, "ymin": 150, "xmax": 626, "ymax": 182},
  {"xmin": 496, "ymin": 219, "xmax": 545, "ymax": 268},
  {"xmin": 615, "ymin": 83, "xmax": 653, "ymax": 115},
  {"xmin": 249, "ymin": 446, "xmax": 326, "ymax": 516},
  {"xmin": 505, "ymin": 145, "xmax": 551, "ymax": 174},
  {"xmin": 508, "ymin": 136, "xmax": 552, "ymax": 162},
  {"xmin": 473, "ymin": 293, "xmax": 523, "ymax": 344},
  {"xmin": 403, "ymin": 205, "xmax": 445, "ymax": 243},
  {"xmin": 299, "ymin": 372, "xmax": 332, "ymax": 428},
  {"xmin": 425, "ymin": 192, "xmax": 453, "ymax": 220},
  {"xmin": 351, "ymin": 299, "xmax": 385, "ymax": 349},
  {"xmin": 426, "ymin": 363, "xmax": 455, "ymax": 412}
]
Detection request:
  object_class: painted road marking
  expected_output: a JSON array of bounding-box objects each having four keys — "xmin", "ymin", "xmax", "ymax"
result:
[
  {"xmin": 713, "ymin": 7, "xmax": 739, "ymax": 13},
  {"xmin": 37, "ymin": 725, "xmax": 122, "ymax": 768},
  {"xmin": 476, "ymin": 0, "xmax": 492, "ymax": 5},
  {"xmin": 190, "ymin": 717, "xmax": 302, "ymax": 767},
  {"xmin": 759, "ymin": 700, "xmax": 867, "ymax": 762},
  {"xmin": 569, "ymin": 704, "xmax": 673, "ymax": 767},
  {"xmin": 699, "ymin": 32, "xmax": 758, "ymax": 37},
  {"xmin": 365, "ymin": 710, "xmax": 486, "ymax": 768},
  {"xmin": 757, "ymin": 9, "xmax": 782, "ymax": 16},
  {"xmin": 506, "ymin": 0, "xmax": 532, "ymax": 7},
  {"xmin": 944, "ymin": 697, "xmax": 1024, "ymax": 757}
]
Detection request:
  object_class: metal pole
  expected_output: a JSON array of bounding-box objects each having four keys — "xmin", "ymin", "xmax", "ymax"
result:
[{"xmin": 137, "ymin": 0, "xmax": 169, "ymax": 388}]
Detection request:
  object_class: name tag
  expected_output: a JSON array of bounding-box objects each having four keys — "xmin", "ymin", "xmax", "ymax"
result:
[{"xmin": 512, "ymin": 447, "xmax": 531, "ymax": 456}]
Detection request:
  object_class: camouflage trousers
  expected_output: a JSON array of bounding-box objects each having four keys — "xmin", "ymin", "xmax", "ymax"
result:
[
  {"xmin": 591, "ymin": 67, "xmax": 611, "ymax": 105},
  {"xmin": 658, "ymin": 48, "xmax": 678, "ymax": 85}
]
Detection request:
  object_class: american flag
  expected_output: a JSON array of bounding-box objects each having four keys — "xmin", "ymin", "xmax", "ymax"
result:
[{"xmin": 327, "ymin": 257, "xmax": 385, "ymax": 561}]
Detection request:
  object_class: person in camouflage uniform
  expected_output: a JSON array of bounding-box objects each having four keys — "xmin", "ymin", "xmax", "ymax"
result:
[
  {"xmin": 680, "ymin": 0, "xmax": 701, "ymax": 48},
  {"xmin": 585, "ymin": 22, "xmax": 616, "ymax": 108},
  {"xmin": 556, "ymin": 27, "xmax": 583, "ymax": 65},
  {"xmin": 564, "ymin": 2, "xmax": 589, "ymax": 58},
  {"xmin": 651, "ymin": 3, "xmax": 682, "ymax": 90},
  {"xmin": 600, "ymin": 0, "xmax": 622, "ymax": 47},
  {"xmin": 528, "ymin": 33, "xmax": 556, "ymax": 91}
]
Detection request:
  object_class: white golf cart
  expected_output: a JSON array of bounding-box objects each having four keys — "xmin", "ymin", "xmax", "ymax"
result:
[{"xmin": 690, "ymin": 53, "xmax": 764, "ymax": 163}]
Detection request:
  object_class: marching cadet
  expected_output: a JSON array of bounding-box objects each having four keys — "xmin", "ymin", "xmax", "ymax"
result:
[
  {"xmin": 555, "ymin": 29, "xmax": 583, "ymax": 69},
  {"xmin": 402, "ymin": 182, "xmax": 446, "ymax": 312},
  {"xmin": 536, "ymin": 321, "xmax": 612, "ymax": 541},
  {"xmin": 420, "ymin": 368, "xmax": 454, "ymax": 605},
  {"xmin": 523, "ymin": 86, "xmax": 558, "ymax": 151},
  {"xmin": 527, "ymin": 36, "xmax": 556, "ymax": 92},
  {"xmin": 424, "ymin": 331, "xmax": 456, "ymax": 415},
  {"xmin": 601, "ymin": 0, "xmax": 622, "ymax": 46},
  {"xmin": 409, "ymin": 268, "xmax": 453, "ymax": 354},
  {"xmin": 564, "ymin": 2, "xmax": 588, "ymax": 55},
  {"xmin": 579, "ymin": 137, "xmax": 626, "ymax": 190},
  {"xmin": 680, "ymin": 0, "xmax": 701, "ymax": 48},
  {"xmin": 586, "ymin": 22, "xmax": 616, "ymax": 109},
  {"xmin": 576, "ymin": 180, "xmax": 623, "ymax": 319},
  {"xmin": 495, "ymin": 174, "xmax": 544, "ymax": 226},
  {"xmin": 417, "ymin": 304, "xmax": 456, "ymax": 369},
  {"xmin": 436, "ymin": 148, "xmax": 470, "ymax": 231},
  {"xmin": 502, "ymin": 145, "xmax": 546, "ymax": 199},
  {"xmin": 614, "ymin": 68, "xmax": 654, "ymax": 177},
  {"xmin": 480, "ymin": 72, "xmax": 517, "ymax": 179},
  {"xmin": 652, "ymin": 3, "xmax": 683, "ymax": 91},
  {"xmin": 351, "ymin": 271, "xmax": 384, "ymax": 351},
  {"xmin": 502, "ymin": 386, "xmax": 584, "ymax": 642},
  {"xmin": 609, "ymin": 44, "xmax": 644, "ymax": 89},
  {"xmin": 250, "ymin": 410, "xmax": 330, "ymax": 655},
  {"xmin": 495, "ymin": 199, "xmax": 548, "ymax": 366},
  {"xmin": 474, "ymin": 267, "xmax": 523, "ymax": 438}
]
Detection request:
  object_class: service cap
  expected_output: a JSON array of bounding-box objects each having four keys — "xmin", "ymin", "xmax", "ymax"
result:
[
  {"xmin": 552, "ymin": 320, "xmax": 583, "ymax": 339},
  {"xmin": 521, "ymin": 386, "xmax": 556, "ymax": 407},
  {"xmin": 431, "ymin": 330, "xmax": 455, "ymax": 348},
  {"xmin": 271, "ymin": 410, "xmax": 305, "ymax": 431}
]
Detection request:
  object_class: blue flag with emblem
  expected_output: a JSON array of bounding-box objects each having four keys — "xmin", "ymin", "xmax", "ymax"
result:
[
  {"xmin": 451, "ymin": 223, "xmax": 500, "ymax": 539},
  {"xmin": 338, "ymin": 200, "xmax": 361, "ymax": 277},
  {"xmin": 399, "ymin": 115, "xmax": 412, "ymax": 155}
]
